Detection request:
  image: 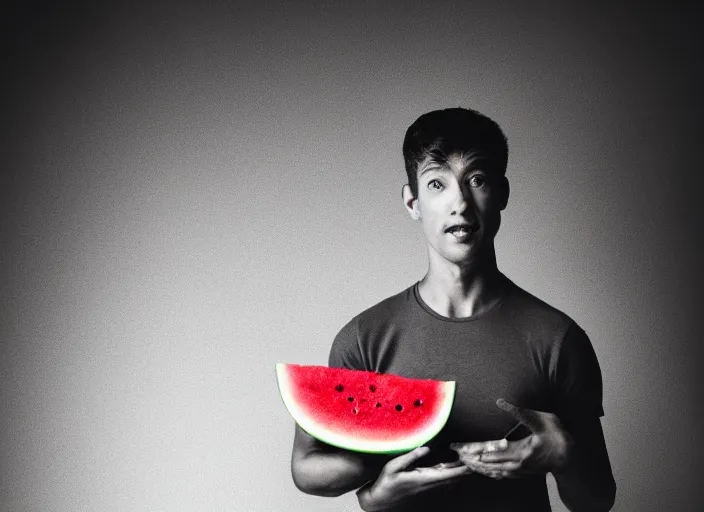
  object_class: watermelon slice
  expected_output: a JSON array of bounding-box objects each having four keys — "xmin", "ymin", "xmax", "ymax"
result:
[{"xmin": 276, "ymin": 363, "xmax": 455, "ymax": 454}]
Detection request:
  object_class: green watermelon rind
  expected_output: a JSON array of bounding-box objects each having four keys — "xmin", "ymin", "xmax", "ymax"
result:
[{"xmin": 276, "ymin": 363, "xmax": 456, "ymax": 454}]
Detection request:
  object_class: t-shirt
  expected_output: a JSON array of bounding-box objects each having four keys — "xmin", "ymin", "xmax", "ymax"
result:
[{"xmin": 328, "ymin": 279, "xmax": 604, "ymax": 511}]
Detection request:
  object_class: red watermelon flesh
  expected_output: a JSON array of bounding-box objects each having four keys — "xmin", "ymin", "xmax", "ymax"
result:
[{"xmin": 276, "ymin": 363, "xmax": 455, "ymax": 454}]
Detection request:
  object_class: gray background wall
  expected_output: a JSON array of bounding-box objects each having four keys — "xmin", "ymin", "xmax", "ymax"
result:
[{"xmin": 2, "ymin": 1, "xmax": 702, "ymax": 511}]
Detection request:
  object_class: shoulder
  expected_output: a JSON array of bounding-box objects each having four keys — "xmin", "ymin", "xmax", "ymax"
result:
[
  {"xmin": 502, "ymin": 282, "xmax": 604, "ymax": 415},
  {"xmin": 334, "ymin": 284, "xmax": 417, "ymax": 341},
  {"xmin": 499, "ymin": 280, "xmax": 593, "ymax": 368},
  {"xmin": 502, "ymin": 280, "xmax": 578, "ymax": 336},
  {"xmin": 328, "ymin": 284, "xmax": 416, "ymax": 369},
  {"xmin": 352, "ymin": 284, "xmax": 417, "ymax": 326},
  {"xmin": 504, "ymin": 282, "xmax": 602, "ymax": 374}
]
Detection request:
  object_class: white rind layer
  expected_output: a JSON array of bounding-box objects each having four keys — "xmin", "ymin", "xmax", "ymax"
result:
[{"xmin": 275, "ymin": 363, "xmax": 456, "ymax": 454}]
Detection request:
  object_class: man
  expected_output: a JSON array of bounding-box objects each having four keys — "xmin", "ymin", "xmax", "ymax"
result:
[{"xmin": 290, "ymin": 108, "xmax": 616, "ymax": 511}]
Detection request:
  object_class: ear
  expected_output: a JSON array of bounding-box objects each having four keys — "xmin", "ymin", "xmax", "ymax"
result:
[
  {"xmin": 498, "ymin": 176, "xmax": 510, "ymax": 211},
  {"xmin": 402, "ymin": 184, "xmax": 420, "ymax": 220}
]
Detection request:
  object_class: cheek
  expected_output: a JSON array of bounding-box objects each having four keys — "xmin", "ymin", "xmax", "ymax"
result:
[
  {"xmin": 475, "ymin": 194, "xmax": 500, "ymax": 218},
  {"xmin": 418, "ymin": 195, "xmax": 447, "ymax": 216},
  {"xmin": 419, "ymin": 204, "xmax": 441, "ymax": 224},
  {"xmin": 419, "ymin": 214, "xmax": 442, "ymax": 240}
]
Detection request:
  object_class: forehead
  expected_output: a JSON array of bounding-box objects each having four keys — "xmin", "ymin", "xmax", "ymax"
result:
[{"xmin": 417, "ymin": 150, "xmax": 487, "ymax": 176}]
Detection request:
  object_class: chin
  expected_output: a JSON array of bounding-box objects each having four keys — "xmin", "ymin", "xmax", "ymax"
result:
[{"xmin": 443, "ymin": 246, "xmax": 480, "ymax": 265}]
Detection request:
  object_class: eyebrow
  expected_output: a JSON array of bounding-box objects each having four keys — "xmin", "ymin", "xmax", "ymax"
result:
[
  {"xmin": 419, "ymin": 164, "xmax": 447, "ymax": 176},
  {"xmin": 418, "ymin": 156, "xmax": 452, "ymax": 175},
  {"xmin": 418, "ymin": 160, "xmax": 488, "ymax": 178}
]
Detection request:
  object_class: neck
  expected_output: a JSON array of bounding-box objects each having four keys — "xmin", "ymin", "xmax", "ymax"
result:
[{"xmin": 418, "ymin": 247, "xmax": 508, "ymax": 319}]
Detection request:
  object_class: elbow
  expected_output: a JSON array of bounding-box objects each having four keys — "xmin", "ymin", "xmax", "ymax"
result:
[
  {"xmin": 602, "ymin": 477, "xmax": 616, "ymax": 511},
  {"xmin": 291, "ymin": 464, "xmax": 346, "ymax": 497},
  {"xmin": 592, "ymin": 474, "xmax": 616, "ymax": 512},
  {"xmin": 557, "ymin": 473, "xmax": 616, "ymax": 512},
  {"xmin": 566, "ymin": 479, "xmax": 616, "ymax": 512},
  {"xmin": 293, "ymin": 479, "xmax": 345, "ymax": 498}
]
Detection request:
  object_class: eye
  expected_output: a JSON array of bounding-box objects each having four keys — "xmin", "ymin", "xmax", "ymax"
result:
[
  {"xmin": 468, "ymin": 174, "xmax": 486, "ymax": 188},
  {"xmin": 428, "ymin": 179, "xmax": 444, "ymax": 190}
]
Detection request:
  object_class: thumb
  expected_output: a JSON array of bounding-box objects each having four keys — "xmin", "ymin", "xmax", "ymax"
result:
[
  {"xmin": 496, "ymin": 398, "xmax": 543, "ymax": 432},
  {"xmin": 385, "ymin": 445, "xmax": 430, "ymax": 473}
]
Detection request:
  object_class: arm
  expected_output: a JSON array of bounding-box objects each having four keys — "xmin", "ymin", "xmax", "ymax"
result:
[
  {"xmin": 291, "ymin": 424, "xmax": 386, "ymax": 497},
  {"xmin": 452, "ymin": 400, "xmax": 616, "ymax": 512},
  {"xmin": 310, "ymin": 318, "xmax": 471, "ymax": 505},
  {"xmin": 294, "ymin": 318, "xmax": 390, "ymax": 496},
  {"xmin": 292, "ymin": 424, "xmax": 471, "ymax": 509},
  {"xmin": 551, "ymin": 324, "xmax": 615, "ymax": 510},
  {"xmin": 356, "ymin": 447, "xmax": 471, "ymax": 512},
  {"xmin": 552, "ymin": 416, "xmax": 616, "ymax": 512}
]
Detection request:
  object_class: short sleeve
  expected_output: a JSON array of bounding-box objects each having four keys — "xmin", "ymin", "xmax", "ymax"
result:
[
  {"xmin": 328, "ymin": 316, "xmax": 367, "ymax": 370},
  {"xmin": 551, "ymin": 323, "xmax": 605, "ymax": 422}
]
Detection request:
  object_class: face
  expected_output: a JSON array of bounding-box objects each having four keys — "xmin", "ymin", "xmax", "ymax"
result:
[{"xmin": 404, "ymin": 152, "xmax": 508, "ymax": 267}]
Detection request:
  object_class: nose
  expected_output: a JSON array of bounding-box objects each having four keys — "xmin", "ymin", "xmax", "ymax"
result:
[{"xmin": 450, "ymin": 181, "xmax": 473, "ymax": 216}]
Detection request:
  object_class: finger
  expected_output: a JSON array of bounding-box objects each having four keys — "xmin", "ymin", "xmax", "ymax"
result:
[
  {"xmin": 482, "ymin": 438, "xmax": 509, "ymax": 453},
  {"xmin": 436, "ymin": 473, "xmax": 473, "ymax": 487},
  {"xmin": 478, "ymin": 449, "xmax": 524, "ymax": 463},
  {"xmin": 428, "ymin": 460, "xmax": 465, "ymax": 470},
  {"xmin": 477, "ymin": 466, "xmax": 512, "ymax": 480},
  {"xmin": 418, "ymin": 463, "xmax": 471, "ymax": 482},
  {"xmin": 450, "ymin": 442, "xmax": 487, "ymax": 456},
  {"xmin": 385, "ymin": 446, "xmax": 430, "ymax": 473},
  {"xmin": 415, "ymin": 466, "xmax": 474, "ymax": 493},
  {"xmin": 433, "ymin": 466, "xmax": 475, "ymax": 486},
  {"xmin": 450, "ymin": 439, "xmax": 508, "ymax": 457},
  {"xmin": 477, "ymin": 439, "xmax": 531, "ymax": 463},
  {"xmin": 466, "ymin": 460, "xmax": 523, "ymax": 474},
  {"xmin": 452, "ymin": 439, "xmax": 509, "ymax": 467},
  {"xmin": 496, "ymin": 399, "xmax": 543, "ymax": 432}
]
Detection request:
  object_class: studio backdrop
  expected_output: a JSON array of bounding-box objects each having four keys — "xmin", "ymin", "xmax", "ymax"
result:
[{"xmin": 2, "ymin": 2, "xmax": 702, "ymax": 511}]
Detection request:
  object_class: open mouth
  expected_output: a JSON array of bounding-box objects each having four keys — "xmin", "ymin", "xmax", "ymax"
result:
[
  {"xmin": 444, "ymin": 224, "xmax": 475, "ymax": 235},
  {"xmin": 444, "ymin": 223, "xmax": 477, "ymax": 243}
]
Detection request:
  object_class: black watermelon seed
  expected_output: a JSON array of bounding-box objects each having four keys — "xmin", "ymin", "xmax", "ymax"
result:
[
  {"xmin": 334, "ymin": 384, "xmax": 344, "ymax": 392},
  {"xmin": 414, "ymin": 399, "xmax": 423, "ymax": 407},
  {"xmin": 352, "ymin": 407, "xmax": 358, "ymax": 414},
  {"xmin": 375, "ymin": 402, "xmax": 382, "ymax": 408},
  {"xmin": 395, "ymin": 404, "xmax": 403, "ymax": 411},
  {"xmin": 347, "ymin": 396, "xmax": 354, "ymax": 402},
  {"xmin": 369, "ymin": 385, "xmax": 376, "ymax": 392}
]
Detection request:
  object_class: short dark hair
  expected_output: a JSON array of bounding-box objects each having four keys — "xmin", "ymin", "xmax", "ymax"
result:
[{"xmin": 402, "ymin": 108, "xmax": 509, "ymax": 197}]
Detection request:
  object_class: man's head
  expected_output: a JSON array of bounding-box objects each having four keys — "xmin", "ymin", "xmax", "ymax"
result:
[
  {"xmin": 402, "ymin": 107, "xmax": 508, "ymax": 198},
  {"xmin": 401, "ymin": 108, "xmax": 510, "ymax": 267}
]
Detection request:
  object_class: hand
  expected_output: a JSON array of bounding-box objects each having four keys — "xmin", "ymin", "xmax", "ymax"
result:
[
  {"xmin": 450, "ymin": 398, "xmax": 573, "ymax": 480},
  {"xmin": 356, "ymin": 446, "xmax": 471, "ymax": 511}
]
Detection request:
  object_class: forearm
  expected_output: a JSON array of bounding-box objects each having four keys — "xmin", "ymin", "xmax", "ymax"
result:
[
  {"xmin": 292, "ymin": 450, "xmax": 379, "ymax": 497},
  {"xmin": 357, "ymin": 480, "xmax": 393, "ymax": 512},
  {"xmin": 356, "ymin": 479, "xmax": 411, "ymax": 512},
  {"xmin": 553, "ymin": 448, "xmax": 616, "ymax": 511}
]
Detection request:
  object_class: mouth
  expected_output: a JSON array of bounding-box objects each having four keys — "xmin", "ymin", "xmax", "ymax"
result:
[
  {"xmin": 444, "ymin": 223, "xmax": 476, "ymax": 235},
  {"xmin": 444, "ymin": 223, "xmax": 477, "ymax": 242}
]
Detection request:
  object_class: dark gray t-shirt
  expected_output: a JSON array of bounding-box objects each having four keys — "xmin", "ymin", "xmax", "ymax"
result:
[{"xmin": 328, "ymin": 280, "xmax": 604, "ymax": 511}]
